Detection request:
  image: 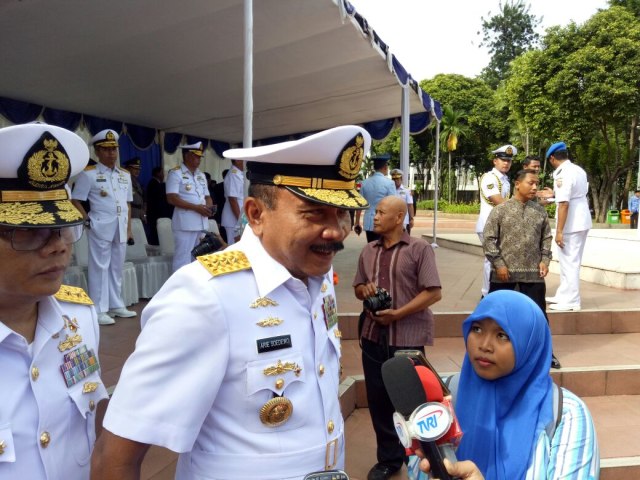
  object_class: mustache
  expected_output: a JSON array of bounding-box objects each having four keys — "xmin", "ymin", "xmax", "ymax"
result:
[{"xmin": 310, "ymin": 242, "xmax": 344, "ymax": 254}]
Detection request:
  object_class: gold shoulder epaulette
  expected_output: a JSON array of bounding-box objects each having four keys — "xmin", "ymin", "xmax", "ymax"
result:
[
  {"xmin": 84, "ymin": 165, "xmax": 97, "ymax": 171},
  {"xmin": 117, "ymin": 166, "xmax": 130, "ymax": 175},
  {"xmin": 169, "ymin": 166, "xmax": 181, "ymax": 171},
  {"xmin": 54, "ymin": 285, "xmax": 94, "ymax": 305},
  {"xmin": 198, "ymin": 251, "xmax": 251, "ymax": 277}
]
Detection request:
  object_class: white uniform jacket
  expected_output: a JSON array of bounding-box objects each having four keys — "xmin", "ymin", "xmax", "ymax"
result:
[
  {"xmin": 104, "ymin": 228, "xmax": 344, "ymax": 480},
  {"xmin": 395, "ymin": 184, "xmax": 413, "ymax": 227},
  {"xmin": 166, "ymin": 165, "xmax": 210, "ymax": 231},
  {"xmin": 476, "ymin": 167, "xmax": 511, "ymax": 233},
  {"xmin": 71, "ymin": 163, "xmax": 133, "ymax": 242},
  {"xmin": 553, "ymin": 160, "xmax": 592, "ymax": 233},
  {"xmin": 0, "ymin": 287, "xmax": 108, "ymax": 479},
  {"xmin": 221, "ymin": 166, "xmax": 245, "ymax": 229}
]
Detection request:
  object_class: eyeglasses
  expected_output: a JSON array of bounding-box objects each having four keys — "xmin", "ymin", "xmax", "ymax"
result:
[{"xmin": 0, "ymin": 224, "xmax": 84, "ymax": 251}]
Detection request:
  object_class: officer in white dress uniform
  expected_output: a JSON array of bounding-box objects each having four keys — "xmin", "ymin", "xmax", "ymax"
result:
[
  {"xmin": 390, "ymin": 168, "xmax": 414, "ymax": 234},
  {"xmin": 92, "ymin": 125, "xmax": 370, "ymax": 480},
  {"xmin": 221, "ymin": 159, "xmax": 245, "ymax": 245},
  {"xmin": 0, "ymin": 123, "xmax": 109, "ymax": 479},
  {"xmin": 545, "ymin": 142, "xmax": 592, "ymax": 311},
  {"xmin": 476, "ymin": 145, "xmax": 516, "ymax": 297},
  {"xmin": 166, "ymin": 141, "xmax": 213, "ymax": 272},
  {"xmin": 71, "ymin": 129, "xmax": 136, "ymax": 325}
]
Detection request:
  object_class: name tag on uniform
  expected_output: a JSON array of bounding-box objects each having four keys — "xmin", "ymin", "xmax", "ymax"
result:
[
  {"xmin": 257, "ymin": 334, "xmax": 292, "ymax": 353},
  {"xmin": 96, "ymin": 178, "xmax": 107, "ymax": 182}
]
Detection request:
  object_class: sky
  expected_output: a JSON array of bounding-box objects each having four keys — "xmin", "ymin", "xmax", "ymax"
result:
[{"xmin": 350, "ymin": 0, "xmax": 610, "ymax": 81}]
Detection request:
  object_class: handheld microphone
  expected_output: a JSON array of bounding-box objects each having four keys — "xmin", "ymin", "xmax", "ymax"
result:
[{"xmin": 381, "ymin": 355, "xmax": 455, "ymax": 480}]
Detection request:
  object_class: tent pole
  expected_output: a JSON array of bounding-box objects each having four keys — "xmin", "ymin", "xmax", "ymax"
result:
[
  {"xmin": 243, "ymin": 0, "xmax": 253, "ymax": 148},
  {"xmin": 400, "ymin": 84, "xmax": 410, "ymax": 186},
  {"xmin": 432, "ymin": 119, "xmax": 441, "ymax": 248}
]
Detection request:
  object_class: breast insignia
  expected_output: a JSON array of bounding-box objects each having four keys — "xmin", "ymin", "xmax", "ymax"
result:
[
  {"xmin": 54, "ymin": 285, "xmax": 93, "ymax": 305},
  {"xmin": 198, "ymin": 250, "xmax": 251, "ymax": 277}
]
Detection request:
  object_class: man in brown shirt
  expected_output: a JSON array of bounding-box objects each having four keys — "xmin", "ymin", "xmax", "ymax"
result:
[
  {"xmin": 482, "ymin": 169, "xmax": 560, "ymax": 368},
  {"xmin": 353, "ymin": 195, "xmax": 442, "ymax": 480}
]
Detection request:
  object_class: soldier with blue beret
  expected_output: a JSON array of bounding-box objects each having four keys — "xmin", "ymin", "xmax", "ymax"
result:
[
  {"xmin": 92, "ymin": 125, "xmax": 370, "ymax": 479},
  {"xmin": 0, "ymin": 123, "xmax": 108, "ymax": 478}
]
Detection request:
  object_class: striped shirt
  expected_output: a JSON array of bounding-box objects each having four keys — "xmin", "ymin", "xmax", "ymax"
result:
[
  {"xmin": 527, "ymin": 388, "xmax": 600, "ymax": 480},
  {"xmin": 352, "ymin": 232, "xmax": 441, "ymax": 346}
]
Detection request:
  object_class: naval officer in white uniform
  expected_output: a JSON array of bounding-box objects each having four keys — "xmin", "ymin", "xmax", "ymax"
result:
[
  {"xmin": 71, "ymin": 129, "xmax": 136, "ymax": 325},
  {"xmin": 220, "ymin": 158, "xmax": 245, "ymax": 245},
  {"xmin": 165, "ymin": 141, "xmax": 213, "ymax": 272},
  {"xmin": 476, "ymin": 145, "xmax": 515, "ymax": 297},
  {"xmin": 91, "ymin": 125, "xmax": 370, "ymax": 480},
  {"xmin": 0, "ymin": 123, "xmax": 108, "ymax": 479},
  {"xmin": 545, "ymin": 142, "xmax": 592, "ymax": 311}
]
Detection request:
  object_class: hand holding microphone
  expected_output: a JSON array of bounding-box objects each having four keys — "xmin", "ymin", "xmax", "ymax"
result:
[{"xmin": 381, "ymin": 355, "xmax": 459, "ymax": 480}]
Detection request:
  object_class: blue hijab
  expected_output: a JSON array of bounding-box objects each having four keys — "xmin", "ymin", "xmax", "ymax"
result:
[{"xmin": 456, "ymin": 290, "xmax": 554, "ymax": 479}]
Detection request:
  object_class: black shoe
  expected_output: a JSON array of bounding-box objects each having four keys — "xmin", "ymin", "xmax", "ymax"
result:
[
  {"xmin": 367, "ymin": 463, "xmax": 400, "ymax": 480},
  {"xmin": 551, "ymin": 354, "xmax": 562, "ymax": 369}
]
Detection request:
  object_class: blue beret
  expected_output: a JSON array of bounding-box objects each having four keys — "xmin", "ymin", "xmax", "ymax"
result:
[{"xmin": 546, "ymin": 142, "xmax": 567, "ymax": 160}]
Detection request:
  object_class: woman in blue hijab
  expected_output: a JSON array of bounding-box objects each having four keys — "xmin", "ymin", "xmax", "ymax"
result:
[{"xmin": 452, "ymin": 290, "xmax": 599, "ymax": 479}]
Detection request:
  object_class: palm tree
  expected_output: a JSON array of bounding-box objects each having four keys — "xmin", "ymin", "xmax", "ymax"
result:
[{"xmin": 439, "ymin": 106, "xmax": 471, "ymax": 202}]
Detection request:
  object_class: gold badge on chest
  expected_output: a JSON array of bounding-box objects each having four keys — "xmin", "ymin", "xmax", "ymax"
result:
[{"xmin": 259, "ymin": 396, "xmax": 293, "ymax": 427}]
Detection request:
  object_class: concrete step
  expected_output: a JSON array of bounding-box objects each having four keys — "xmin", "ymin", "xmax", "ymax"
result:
[{"xmin": 338, "ymin": 309, "xmax": 640, "ymax": 340}]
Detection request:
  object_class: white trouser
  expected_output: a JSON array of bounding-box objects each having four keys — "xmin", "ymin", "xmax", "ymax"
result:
[
  {"xmin": 224, "ymin": 227, "xmax": 238, "ymax": 246},
  {"xmin": 173, "ymin": 230, "xmax": 204, "ymax": 272},
  {"xmin": 88, "ymin": 228, "xmax": 126, "ymax": 313},
  {"xmin": 552, "ymin": 229, "xmax": 588, "ymax": 306},
  {"xmin": 477, "ymin": 232, "xmax": 490, "ymax": 297}
]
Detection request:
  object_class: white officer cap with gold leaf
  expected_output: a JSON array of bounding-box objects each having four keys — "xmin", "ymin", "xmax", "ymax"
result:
[
  {"xmin": 491, "ymin": 144, "xmax": 517, "ymax": 160},
  {"xmin": 90, "ymin": 129, "xmax": 119, "ymax": 148},
  {"xmin": 223, "ymin": 125, "xmax": 371, "ymax": 210},
  {"xmin": 0, "ymin": 123, "xmax": 89, "ymax": 228},
  {"xmin": 179, "ymin": 141, "xmax": 205, "ymax": 157}
]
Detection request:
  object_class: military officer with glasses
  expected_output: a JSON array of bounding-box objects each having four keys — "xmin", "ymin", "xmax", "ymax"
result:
[
  {"xmin": 71, "ymin": 129, "xmax": 136, "ymax": 325},
  {"xmin": 0, "ymin": 123, "xmax": 108, "ymax": 479}
]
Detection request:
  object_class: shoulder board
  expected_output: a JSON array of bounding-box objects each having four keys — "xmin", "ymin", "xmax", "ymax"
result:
[
  {"xmin": 117, "ymin": 167, "xmax": 130, "ymax": 175},
  {"xmin": 84, "ymin": 165, "xmax": 97, "ymax": 171},
  {"xmin": 169, "ymin": 166, "xmax": 181, "ymax": 172},
  {"xmin": 198, "ymin": 250, "xmax": 251, "ymax": 277},
  {"xmin": 54, "ymin": 285, "xmax": 93, "ymax": 305}
]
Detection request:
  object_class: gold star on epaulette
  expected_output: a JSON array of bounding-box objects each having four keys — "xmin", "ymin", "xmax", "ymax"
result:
[
  {"xmin": 54, "ymin": 285, "xmax": 93, "ymax": 305},
  {"xmin": 198, "ymin": 250, "xmax": 251, "ymax": 277}
]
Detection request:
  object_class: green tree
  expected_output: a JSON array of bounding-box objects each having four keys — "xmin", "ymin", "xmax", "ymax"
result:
[
  {"xmin": 479, "ymin": 0, "xmax": 542, "ymax": 88},
  {"xmin": 609, "ymin": 0, "xmax": 640, "ymax": 17},
  {"xmin": 504, "ymin": 6, "xmax": 640, "ymax": 221},
  {"xmin": 439, "ymin": 106, "xmax": 471, "ymax": 202}
]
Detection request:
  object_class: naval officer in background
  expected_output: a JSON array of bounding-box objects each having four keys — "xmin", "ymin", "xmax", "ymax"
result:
[
  {"xmin": 0, "ymin": 123, "xmax": 108, "ymax": 479},
  {"xmin": 91, "ymin": 125, "xmax": 370, "ymax": 480},
  {"xmin": 166, "ymin": 141, "xmax": 213, "ymax": 272},
  {"xmin": 71, "ymin": 129, "xmax": 136, "ymax": 325},
  {"xmin": 545, "ymin": 142, "xmax": 592, "ymax": 312},
  {"xmin": 476, "ymin": 144, "xmax": 515, "ymax": 298}
]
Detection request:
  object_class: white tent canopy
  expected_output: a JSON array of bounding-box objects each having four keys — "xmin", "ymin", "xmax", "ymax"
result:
[{"xmin": 0, "ymin": 0, "xmax": 437, "ymax": 144}]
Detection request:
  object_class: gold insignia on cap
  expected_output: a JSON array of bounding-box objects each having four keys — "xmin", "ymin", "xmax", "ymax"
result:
[
  {"xmin": 198, "ymin": 250, "xmax": 251, "ymax": 277},
  {"xmin": 338, "ymin": 134, "xmax": 364, "ymax": 180},
  {"xmin": 259, "ymin": 396, "xmax": 293, "ymax": 427},
  {"xmin": 55, "ymin": 285, "xmax": 93, "ymax": 305},
  {"xmin": 82, "ymin": 381, "xmax": 100, "ymax": 394},
  {"xmin": 299, "ymin": 188, "xmax": 367, "ymax": 208},
  {"xmin": 58, "ymin": 334, "xmax": 83, "ymax": 352},
  {"xmin": 106, "ymin": 131, "xmax": 116, "ymax": 142},
  {"xmin": 263, "ymin": 360, "xmax": 302, "ymax": 376},
  {"xmin": 0, "ymin": 202, "xmax": 54, "ymax": 225},
  {"xmin": 26, "ymin": 133, "xmax": 70, "ymax": 189},
  {"xmin": 250, "ymin": 297, "xmax": 278, "ymax": 308},
  {"xmin": 256, "ymin": 316, "xmax": 283, "ymax": 327},
  {"xmin": 505, "ymin": 146, "xmax": 513, "ymax": 155},
  {"xmin": 55, "ymin": 200, "xmax": 83, "ymax": 222}
]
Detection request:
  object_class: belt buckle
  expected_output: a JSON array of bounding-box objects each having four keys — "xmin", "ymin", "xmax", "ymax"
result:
[{"xmin": 325, "ymin": 438, "xmax": 338, "ymax": 470}]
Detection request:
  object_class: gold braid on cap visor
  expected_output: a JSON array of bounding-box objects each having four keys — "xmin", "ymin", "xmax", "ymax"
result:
[
  {"xmin": 1, "ymin": 189, "xmax": 69, "ymax": 202},
  {"xmin": 272, "ymin": 174, "xmax": 355, "ymax": 190}
]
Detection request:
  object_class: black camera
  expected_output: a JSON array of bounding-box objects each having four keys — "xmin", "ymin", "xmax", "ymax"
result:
[
  {"xmin": 191, "ymin": 232, "xmax": 225, "ymax": 258},
  {"xmin": 363, "ymin": 287, "xmax": 392, "ymax": 312}
]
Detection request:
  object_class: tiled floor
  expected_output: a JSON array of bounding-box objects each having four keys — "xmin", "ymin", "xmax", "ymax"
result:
[{"xmin": 94, "ymin": 215, "xmax": 640, "ymax": 479}]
